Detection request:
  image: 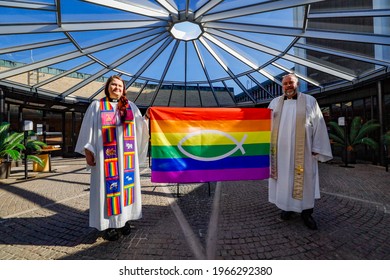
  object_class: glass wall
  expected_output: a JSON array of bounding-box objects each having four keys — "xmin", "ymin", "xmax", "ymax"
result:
[
  {"xmin": 64, "ymin": 111, "xmax": 83, "ymax": 156},
  {"xmin": 8, "ymin": 103, "xmax": 20, "ymax": 132},
  {"xmin": 384, "ymin": 94, "xmax": 390, "ymax": 133},
  {"xmin": 43, "ymin": 111, "xmax": 63, "ymax": 146},
  {"xmin": 2, "ymin": 88, "xmax": 86, "ymax": 157},
  {"xmin": 325, "ymin": 90, "xmax": 388, "ymax": 164}
]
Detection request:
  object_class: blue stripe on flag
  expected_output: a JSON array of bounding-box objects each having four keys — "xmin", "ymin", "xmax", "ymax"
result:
[{"xmin": 151, "ymin": 155, "xmax": 269, "ymax": 172}]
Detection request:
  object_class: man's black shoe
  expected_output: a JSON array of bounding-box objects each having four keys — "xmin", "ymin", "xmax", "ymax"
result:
[
  {"xmin": 280, "ymin": 211, "xmax": 293, "ymax": 220},
  {"xmin": 104, "ymin": 228, "xmax": 120, "ymax": 241},
  {"xmin": 120, "ymin": 222, "xmax": 131, "ymax": 236},
  {"xmin": 301, "ymin": 214, "xmax": 318, "ymax": 230}
]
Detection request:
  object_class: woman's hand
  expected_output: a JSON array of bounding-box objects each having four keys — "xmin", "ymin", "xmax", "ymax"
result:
[
  {"xmin": 85, "ymin": 149, "xmax": 96, "ymax": 166},
  {"xmin": 144, "ymin": 107, "xmax": 151, "ymax": 119}
]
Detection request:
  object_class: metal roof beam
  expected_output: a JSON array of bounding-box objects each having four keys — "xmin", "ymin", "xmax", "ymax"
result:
[
  {"xmin": 125, "ymin": 38, "xmax": 174, "ymax": 87},
  {"xmin": 81, "ymin": 0, "xmax": 170, "ymax": 19},
  {"xmin": 60, "ymin": 32, "xmax": 170, "ymax": 98},
  {"xmin": 204, "ymin": 22, "xmax": 390, "ymax": 46},
  {"xmin": 149, "ymin": 41, "xmax": 180, "ymax": 106},
  {"xmin": 247, "ymin": 73, "xmax": 275, "ymax": 98},
  {"xmin": 166, "ymin": 84, "xmax": 174, "ymax": 107},
  {"xmin": 0, "ymin": 21, "xmax": 167, "ymax": 35},
  {"xmin": 194, "ymin": 0, "xmax": 224, "ymax": 21},
  {"xmin": 193, "ymin": 40, "xmax": 220, "ymax": 106},
  {"xmin": 0, "ymin": 0, "xmax": 56, "ymax": 11},
  {"xmin": 156, "ymin": 0, "xmax": 178, "ymax": 15},
  {"xmin": 185, "ymin": 0, "xmax": 190, "ymax": 19},
  {"xmin": 295, "ymin": 42, "xmax": 390, "ymax": 67},
  {"xmin": 0, "ymin": 28, "xmax": 165, "ymax": 79},
  {"xmin": 200, "ymin": 0, "xmax": 324, "ymax": 22},
  {"xmin": 0, "ymin": 38, "xmax": 70, "ymax": 54},
  {"xmin": 308, "ymin": 9, "xmax": 390, "ymax": 19},
  {"xmin": 199, "ymin": 36, "xmax": 256, "ymax": 104},
  {"xmin": 32, "ymin": 60, "xmax": 95, "ymax": 89},
  {"xmin": 196, "ymin": 84, "xmax": 203, "ymax": 107},
  {"xmin": 203, "ymin": 32, "xmax": 278, "ymax": 84},
  {"xmin": 55, "ymin": 0, "xmax": 62, "ymax": 27},
  {"xmin": 0, "ymin": 52, "xmax": 84, "ymax": 80},
  {"xmin": 206, "ymin": 28, "xmax": 355, "ymax": 81},
  {"xmin": 127, "ymin": 80, "xmax": 149, "ymax": 104},
  {"xmin": 272, "ymin": 62, "xmax": 322, "ymax": 88},
  {"xmin": 221, "ymin": 80, "xmax": 238, "ymax": 106},
  {"xmin": 192, "ymin": 40, "xmax": 214, "ymax": 84}
]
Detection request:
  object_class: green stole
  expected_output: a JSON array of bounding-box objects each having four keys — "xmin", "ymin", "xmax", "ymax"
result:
[
  {"xmin": 270, "ymin": 93, "xmax": 306, "ymax": 200},
  {"xmin": 100, "ymin": 97, "xmax": 135, "ymax": 216}
]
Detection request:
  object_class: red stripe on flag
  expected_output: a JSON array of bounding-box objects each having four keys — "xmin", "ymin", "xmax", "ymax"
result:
[{"xmin": 150, "ymin": 107, "xmax": 271, "ymax": 121}]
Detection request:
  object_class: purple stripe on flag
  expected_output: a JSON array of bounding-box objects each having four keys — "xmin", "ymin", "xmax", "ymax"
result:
[{"xmin": 151, "ymin": 167, "xmax": 269, "ymax": 183}]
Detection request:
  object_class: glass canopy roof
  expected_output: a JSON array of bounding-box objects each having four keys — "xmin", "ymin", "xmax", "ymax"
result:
[{"xmin": 1, "ymin": 0, "xmax": 389, "ymax": 108}]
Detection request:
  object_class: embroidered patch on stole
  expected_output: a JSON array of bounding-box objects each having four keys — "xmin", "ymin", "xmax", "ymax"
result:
[{"xmin": 100, "ymin": 98, "xmax": 135, "ymax": 216}]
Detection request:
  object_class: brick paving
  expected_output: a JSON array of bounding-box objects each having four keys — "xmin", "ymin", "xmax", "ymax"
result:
[{"xmin": 0, "ymin": 157, "xmax": 389, "ymax": 260}]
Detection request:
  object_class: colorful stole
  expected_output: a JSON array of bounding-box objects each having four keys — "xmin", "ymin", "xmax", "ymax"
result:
[
  {"xmin": 270, "ymin": 93, "xmax": 306, "ymax": 200},
  {"xmin": 100, "ymin": 98, "xmax": 135, "ymax": 216}
]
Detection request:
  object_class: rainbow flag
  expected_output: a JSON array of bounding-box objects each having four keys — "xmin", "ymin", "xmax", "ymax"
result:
[{"xmin": 150, "ymin": 107, "xmax": 271, "ymax": 183}]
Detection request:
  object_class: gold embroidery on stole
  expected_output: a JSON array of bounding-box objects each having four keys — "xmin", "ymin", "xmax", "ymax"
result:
[
  {"xmin": 270, "ymin": 93, "xmax": 306, "ymax": 200},
  {"xmin": 270, "ymin": 97, "xmax": 284, "ymax": 179},
  {"xmin": 292, "ymin": 94, "xmax": 306, "ymax": 199}
]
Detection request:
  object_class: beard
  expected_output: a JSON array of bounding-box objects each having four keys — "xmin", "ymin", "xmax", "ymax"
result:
[{"xmin": 283, "ymin": 88, "xmax": 297, "ymax": 97}]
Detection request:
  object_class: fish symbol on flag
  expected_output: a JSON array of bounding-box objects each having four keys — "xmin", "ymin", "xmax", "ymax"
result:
[{"xmin": 177, "ymin": 129, "xmax": 247, "ymax": 162}]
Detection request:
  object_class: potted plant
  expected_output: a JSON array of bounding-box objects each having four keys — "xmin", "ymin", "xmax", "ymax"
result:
[
  {"xmin": 328, "ymin": 116, "xmax": 380, "ymax": 164},
  {"xmin": 0, "ymin": 122, "xmax": 46, "ymax": 179}
]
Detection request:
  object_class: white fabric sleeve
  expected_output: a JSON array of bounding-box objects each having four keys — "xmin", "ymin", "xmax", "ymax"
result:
[
  {"xmin": 75, "ymin": 101, "xmax": 99, "ymax": 156},
  {"xmin": 311, "ymin": 100, "xmax": 333, "ymax": 162},
  {"xmin": 131, "ymin": 103, "xmax": 150, "ymax": 165}
]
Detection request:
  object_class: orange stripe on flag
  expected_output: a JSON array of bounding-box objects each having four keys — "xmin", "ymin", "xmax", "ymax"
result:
[{"xmin": 150, "ymin": 119, "xmax": 270, "ymax": 133}]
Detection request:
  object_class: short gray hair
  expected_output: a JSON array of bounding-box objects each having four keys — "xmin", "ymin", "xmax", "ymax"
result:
[{"xmin": 282, "ymin": 73, "xmax": 298, "ymax": 82}]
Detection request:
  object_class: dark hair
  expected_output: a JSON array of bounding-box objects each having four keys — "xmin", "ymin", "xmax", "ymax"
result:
[{"xmin": 105, "ymin": 75, "xmax": 128, "ymax": 122}]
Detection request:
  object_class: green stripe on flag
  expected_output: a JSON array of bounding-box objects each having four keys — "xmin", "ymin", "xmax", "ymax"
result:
[{"xmin": 151, "ymin": 143, "xmax": 270, "ymax": 159}]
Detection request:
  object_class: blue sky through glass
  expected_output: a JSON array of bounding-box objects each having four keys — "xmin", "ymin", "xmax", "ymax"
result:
[{"xmin": 0, "ymin": 0, "xmax": 302, "ymax": 98}]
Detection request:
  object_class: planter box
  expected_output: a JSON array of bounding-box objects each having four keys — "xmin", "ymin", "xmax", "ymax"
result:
[
  {"xmin": 0, "ymin": 161, "xmax": 11, "ymax": 179},
  {"xmin": 33, "ymin": 154, "xmax": 50, "ymax": 172}
]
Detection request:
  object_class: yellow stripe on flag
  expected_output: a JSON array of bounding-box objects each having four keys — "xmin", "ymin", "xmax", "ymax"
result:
[{"xmin": 151, "ymin": 131, "xmax": 271, "ymax": 146}]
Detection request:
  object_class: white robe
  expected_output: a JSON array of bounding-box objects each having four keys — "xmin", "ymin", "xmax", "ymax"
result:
[
  {"xmin": 75, "ymin": 100, "xmax": 149, "ymax": 231},
  {"xmin": 268, "ymin": 93, "xmax": 332, "ymax": 212}
]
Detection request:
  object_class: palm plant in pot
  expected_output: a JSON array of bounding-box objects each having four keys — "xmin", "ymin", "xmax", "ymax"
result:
[
  {"xmin": 328, "ymin": 116, "xmax": 380, "ymax": 164},
  {"xmin": 0, "ymin": 122, "xmax": 47, "ymax": 178}
]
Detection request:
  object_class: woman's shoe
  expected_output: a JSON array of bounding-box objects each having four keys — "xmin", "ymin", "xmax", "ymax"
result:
[{"xmin": 104, "ymin": 228, "xmax": 120, "ymax": 241}]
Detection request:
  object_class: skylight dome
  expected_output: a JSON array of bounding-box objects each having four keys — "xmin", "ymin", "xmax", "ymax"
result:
[
  {"xmin": 0, "ymin": 0, "xmax": 389, "ymax": 108},
  {"xmin": 170, "ymin": 21, "xmax": 203, "ymax": 41}
]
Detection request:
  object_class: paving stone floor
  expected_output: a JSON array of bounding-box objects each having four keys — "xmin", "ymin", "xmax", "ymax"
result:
[{"xmin": 0, "ymin": 157, "xmax": 389, "ymax": 260}]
